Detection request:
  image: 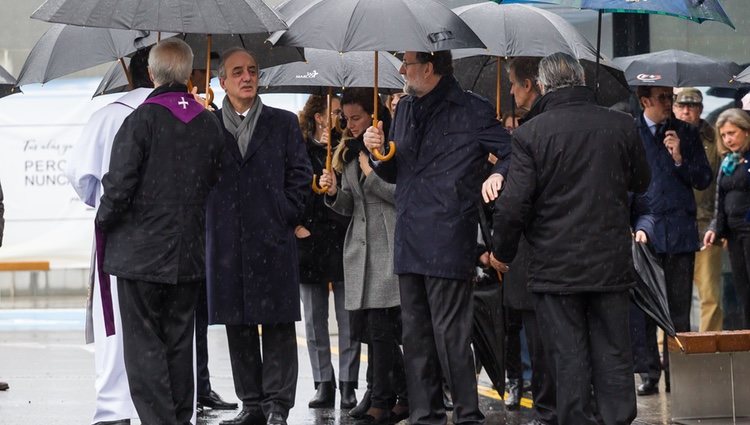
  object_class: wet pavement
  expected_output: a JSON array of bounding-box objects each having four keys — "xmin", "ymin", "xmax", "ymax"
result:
[{"xmin": 0, "ymin": 307, "xmax": 674, "ymax": 424}]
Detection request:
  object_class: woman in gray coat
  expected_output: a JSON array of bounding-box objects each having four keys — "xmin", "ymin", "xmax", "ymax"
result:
[{"xmin": 319, "ymin": 88, "xmax": 407, "ymax": 424}]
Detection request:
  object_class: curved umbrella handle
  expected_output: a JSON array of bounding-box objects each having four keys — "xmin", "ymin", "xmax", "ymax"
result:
[
  {"xmin": 311, "ymin": 174, "xmax": 329, "ymax": 195},
  {"xmin": 186, "ymin": 81, "xmax": 215, "ymax": 107},
  {"xmin": 372, "ymin": 141, "xmax": 396, "ymax": 161}
]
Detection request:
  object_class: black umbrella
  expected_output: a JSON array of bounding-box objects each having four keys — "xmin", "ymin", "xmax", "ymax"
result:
[
  {"xmin": 0, "ymin": 65, "xmax": 18, "ymax": 98},
  {"xmin": 473, "ymin": 202, "xmax": 505, "ymax": 396},
  {"xmin": 454, "ymin": 55, "xmax": 630, "ymax": 111},
  {"xmin": 613, "ymin": 49, "xmax": 744, "ymax": 89},
  {"xmin": 16, "ymin": 24, "xmax": 167, "ymax": 87},
  {"xmin": 269, "ymin": 0, "xmax": 485, "ymax": 161},
  {"xmin": 259, "ymin": 49, "xmax": 404, "ymax": 94},
  {"xmin": 630, "ymin": 241, "xmax": 684, "ymax": 351},
  {"xmin": 31, "ymin": 0, "xmax": 287, "ymax": 107}
]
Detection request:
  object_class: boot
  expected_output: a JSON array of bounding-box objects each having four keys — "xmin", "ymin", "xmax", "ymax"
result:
[
  {"xmin": 349, "ymin": 389, "xmax": 371, "ymax": 419},
  {"xmin": 505, "ymin": 378, "xmax": 521, "ymax": 411},
  {"xmin": 340, "ymin": 381, "xmax": 358, "ymax": 409},
  {"xmin": 308, "ymin": 379, "xmax": 336, "ymax": 408}
]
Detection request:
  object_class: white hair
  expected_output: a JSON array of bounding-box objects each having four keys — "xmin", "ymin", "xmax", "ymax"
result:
[
  {"xmin": 537, "ymin": 52, "xmax": 585, "ymax": 94},
  {"xmin": 148, "ymin": 38, "xmax": 194, "ymax": 86}
]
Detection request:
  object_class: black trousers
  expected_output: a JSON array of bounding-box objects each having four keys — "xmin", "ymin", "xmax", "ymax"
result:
[
  {"xmin": 523, "ymin": 310, "xmax": 557, "ymax": 425},
  {"xmin": 196, "ymin": 280, "xmax": 211, "ymax": 397},
  {"xmin": 635, "ymin": 252, "xmax": 694, "ymax": 381},
  {"xmin": 366, "ymin": 307, "xmax": 407, "ymax": 410},
  {"xmin": 504, "ymin": 307, "xmax": 524, "ymax": 381},
  {"xmin": 727, "ymin": 234, "xmax": 750, "ymax": 329},
  {"xmin": 225, "ymin": 322, "xmax": 298, "ymax": 418},
  {"xmin": 118, "ymin": 279, "xmax": 198, "ymax": 425},
  {"xmin": 399, "ymin": 274, "xmax": 483, "ymax": 425},
  {"xmin": 535, "ymin": 291, "xmax": 636, "ymax": 425}
]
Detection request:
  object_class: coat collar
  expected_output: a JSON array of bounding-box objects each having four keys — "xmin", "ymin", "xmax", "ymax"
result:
[
  {"xmin": 535, "ymin": 86, "xmax": 596, "ymax": 114},
  {"xmin": 218, "ymin": 105, "xmax": 274, "ymax": 165}
]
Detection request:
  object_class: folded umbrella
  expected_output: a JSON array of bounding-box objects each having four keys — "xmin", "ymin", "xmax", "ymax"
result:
[{"xmin": 630, "ymin": 241, "xmax": 684, "ymax": 351}]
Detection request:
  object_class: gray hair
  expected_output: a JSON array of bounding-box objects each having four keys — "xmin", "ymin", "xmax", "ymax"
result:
[
  {"xmin": 537, "ymin": 52, "xmax": 585, "ymax": 94},
  {"xmin": 218, "ymin": 47, "xmax": 257, "ymax": 79},
  {"xmin": 148, "ymin": 38, "xmax": 193, "ymax": 86}
]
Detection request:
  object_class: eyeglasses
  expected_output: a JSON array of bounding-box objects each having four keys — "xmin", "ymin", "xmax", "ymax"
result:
[
  {"xmin": 674, "ymin": 103, "xmax": 700, "ymax": 110},
  {"xmin": 401, "ymin": 61, "xmax": 425, "ymax": 68},
  {"xmin": 651, "ymin": 93, "xmax": 674, "ymax": 103}
]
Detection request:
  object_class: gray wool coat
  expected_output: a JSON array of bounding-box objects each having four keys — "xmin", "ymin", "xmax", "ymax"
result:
[{"xmin": 326, "ymin": 157, "xmax": 399, "ymax": 310}]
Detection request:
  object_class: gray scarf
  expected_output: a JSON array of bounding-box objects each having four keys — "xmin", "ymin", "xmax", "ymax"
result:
[{"xmin": 222, "ymin": 95, "xmax": 263, "ymax": 157}]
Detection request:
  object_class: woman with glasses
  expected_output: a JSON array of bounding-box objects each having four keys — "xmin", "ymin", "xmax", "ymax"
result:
[
  {"xmin": 704, "ymin": 108, "xmax": 750, "ymax": 329},
  {"xmin": 319, "ymin": 88, "xmax": 408, "ymax": 424}
]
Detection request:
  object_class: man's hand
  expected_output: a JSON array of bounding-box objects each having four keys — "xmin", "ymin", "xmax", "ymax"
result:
[
  {"xmin": 489, "ymin": 253, "xmax": 509, "ymax": 273},
  {"xmin": 479, "ymin": 252, "xmax": 490, "ymax": 267},
  {"xmin": 663, "ymin": 130, "xmax": 682, "ymax": 165},
  {"xmin": 295, "ymin": 226, "xmax": 311, "ymax": 239},
  {"xmin": 363, "ymin": 121, "xmax": 385, "ymax": 155},
  {"xmin": 482, "ymin": 173, "xmax": 505, "ymax": 203},
  {"xmin": 635, "ymin": 230, "xmax": 648, "ymax": 244},
  {"xmin": 319, "ymin": 169, "xmax": 338, "ymax": 196},
  {"xmin": 703, "ymin": 230, "xmax": 716, "ymax": 247},
  {"xmin": 190, "ymin": 86, "xmax": 214, "ymax": 111}
]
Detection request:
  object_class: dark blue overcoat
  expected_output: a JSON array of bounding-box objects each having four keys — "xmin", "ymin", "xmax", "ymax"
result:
[
  {"xmin": 206, "ymin": 104, "xmax": 311, "ymax": 325},
  {"xmin": 631, "ymin": 114, "xmax": 712, "ymax": 255}
]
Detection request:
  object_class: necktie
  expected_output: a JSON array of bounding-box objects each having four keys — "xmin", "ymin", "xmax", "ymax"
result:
[
  {"xmin": 238, "ymin": 114, "xmax": 245, "ymax": 121},
  {"xmin": 654, "ymin": 122, "xmax": 664, "ymax": 138}
]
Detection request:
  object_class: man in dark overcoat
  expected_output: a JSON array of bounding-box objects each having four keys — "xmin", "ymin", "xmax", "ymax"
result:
[
  {"xmin": 363, "ymin": 50, "xmax": 512, "ymax": 425},
  {"xmin": 490, "ymin": 53, "xmax": 651, "ymax": 425},
  {"xmin": 95, "ymin": 38, "xmax": 225, "ymax": 425},
  {"xmin": 205, "ymin": 47, "xmax": 311, "ymax": 425},
  {"xmin": 630, "ymin": 85, "xmax": 712, "ymax": 395}
]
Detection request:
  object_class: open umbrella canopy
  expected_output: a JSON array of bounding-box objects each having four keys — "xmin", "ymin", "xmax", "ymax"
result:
[
  {"xmin": 16, "ymin": 24, "xmax": 167, "ymax": 86},
  {"xmin": 452, "ymin": 3, "xmax": 601, "ymax": 61},
  {"xmin": 92, "ymin": 58, "xmax": 130, "ymax": 97},
  {"xmin": 613, "ymin": 49, "xmax": 743, "ymax": 88},
  {"xmin": 259, "ymin": 49, "xmax": 404, "ymax": 94},
  {"xmin": 734, "ymin": 65, "xmax": 750, "ymax": 84},
  {"xmin": 180, "ymin": 33, "xmax": 303, "ymax": 70},
  {"xmin": 269, "ymin": 0, "xmax": 485, "ymax": 52},
  {"xmin": 454, "ymin": 55, "xmax": 629, "ymax": 109},
  {"xmin": 31, "ymin": 0, "xmax": 287, "ymax": 34},
  {"xmin": 0, "ymin": 65, "xmax": 18, "ymax": 98},
  {"xmin": 546, "ymin": 0, "xmax": 734, "ymax": 28}
]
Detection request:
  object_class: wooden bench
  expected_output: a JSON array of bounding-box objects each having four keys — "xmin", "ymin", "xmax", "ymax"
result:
[
  {"xmin": 0, "ymin": 261, "xmax": 51, "ymax": 298},
  {"xmin": 668, "ymin": 331, "xmax": 750, "ymax": 424}
]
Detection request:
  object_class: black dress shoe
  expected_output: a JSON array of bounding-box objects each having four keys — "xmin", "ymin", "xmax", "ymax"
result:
[
  {"xmin": 340, "ymin": 381, "xmax": 358, "ymax": 409},
  {"xmin": 636, "ymin": 378, "xmax": 659, "ymax": 396},
  {"xmin": 93, "ymin": 420, "xmax": 130, "ymax": 425},
  {"xmin": 266, "ymin": 412, "xmax": 287, "ymax": 425},
  {"xmin": 390, "ymin": 401, "xmax": 410, "ymax": 424},
  {"xmin": 0, "ymin": 382, "xmax": 9, "ymax": 391},
  {"xmin": 309, "ymin": 380, "xmax": 336, "ymax": 408},
  {"xmin": 505, "ymin": 378, "xmax": 521, "ymax": 410},
  {"xmin": 220, "ymin": 407, "xmax": 265, "ymax": 425},
  {"xmin": 199, "ymin": 390, "xmax": 238, "ymax": 410},
  {"xmin": 354, "ymin": 408, "xmax": 391, "ymax": 425},
  {"xmin": 349, "ymin": 389, "xmax": 371, "ymax": 418}
]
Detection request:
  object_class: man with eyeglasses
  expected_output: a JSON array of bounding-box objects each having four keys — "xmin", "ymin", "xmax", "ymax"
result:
[
  {"xmin": 363, "ymin": 50, "xmax": 511, "ymax": 425},
  {"xmin": 630, "ymin": 85, "xmax": 712, "ymax": 397},
  {"xmin": 673, "ymin": 88, "xmax": 724, "ymax": 334}
]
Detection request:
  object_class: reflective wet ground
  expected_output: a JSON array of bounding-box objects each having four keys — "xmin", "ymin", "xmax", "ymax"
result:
[{"xmin": 0, "ymin": 306, "xmax": 674, "ymax": 425}]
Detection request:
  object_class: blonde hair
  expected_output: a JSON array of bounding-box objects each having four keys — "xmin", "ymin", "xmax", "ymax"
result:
[
  {"xmin": 715, "ymin": 108, "xmax": 750, "ymax": 154},
  {"xmin": 332, "ymin": 133, "xmax": 354, "ymax": 173}
]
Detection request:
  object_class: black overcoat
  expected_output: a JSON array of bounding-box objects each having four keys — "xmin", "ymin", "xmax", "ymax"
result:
[
  {"xmin": 96, "ymin": 85, "xmax": 224, "ymax": 284},
  {"xmin": 373, "ymin": 76, "xmax": 512, "ymax": 281},
  {"xmin": 492, "ymin": 87, "xmax": 651, "ymax": 293},
  {"xmin": 297, "ymin": 137, "xmax": 348, "ymax": 284},
  {"xmin": 206, "ymin": 104, "xmax": 312, "ymax": 325}
]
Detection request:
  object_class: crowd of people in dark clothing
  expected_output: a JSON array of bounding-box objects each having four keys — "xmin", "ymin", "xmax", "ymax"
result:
[{"xmin": 67, "ymin": 35, "xmax": 750, "ymax": 425}]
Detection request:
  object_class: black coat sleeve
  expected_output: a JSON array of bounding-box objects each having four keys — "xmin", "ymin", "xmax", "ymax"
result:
[
  {"xmin": 491, "ymin": 134, "xmax": 537, "ymax": 263},
  {"xmin": 95, "ymin": 111, "xmax": 148, "ymax": 231},
  {"xmin": 282, "ymin": 112, "xmax": 313, "ymax": 226},
  {"xmin": 627, "ymin": 125, "xmax": 651, "ymax": 194}
]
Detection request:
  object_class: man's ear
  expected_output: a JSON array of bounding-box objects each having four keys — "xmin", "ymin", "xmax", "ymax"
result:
[
  {"xmin": 219, "ymin": 77, "xmax": 226, "ymax": 90},
  {"xmin": 147, "ymin": 67, "xmax": 154, "ymax": 84}
]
